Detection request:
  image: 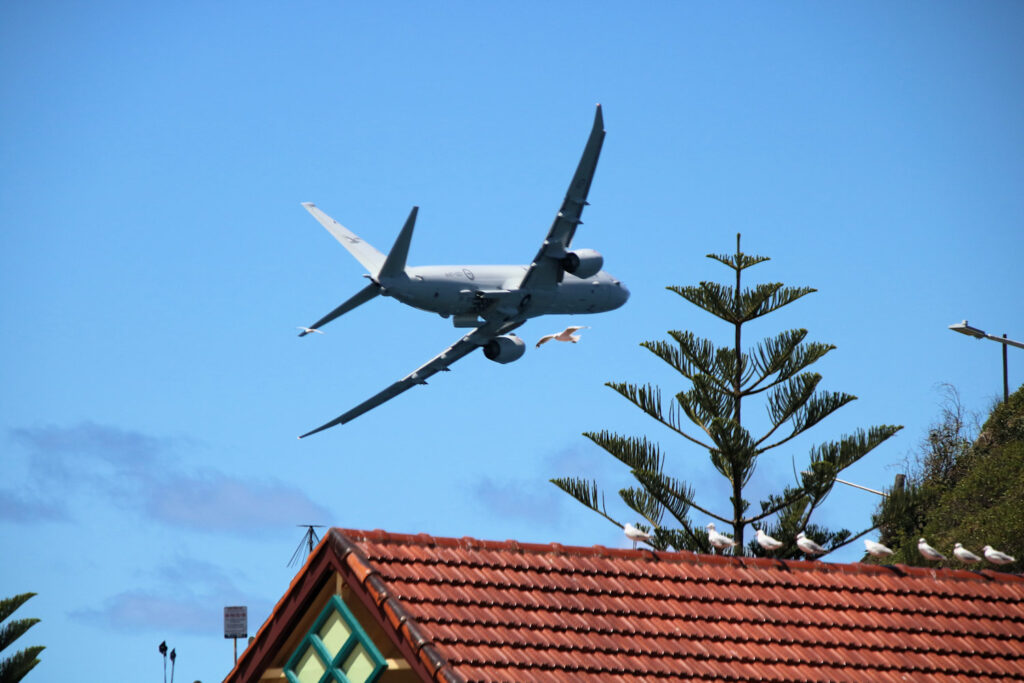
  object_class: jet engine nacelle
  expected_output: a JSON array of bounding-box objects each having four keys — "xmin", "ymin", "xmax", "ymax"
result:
[
  {"xmin": 483, "ymin": 334, "xmax": 526, "ymax": 364},
  {"xmin": 560, "ymin": 248, "xmax": 604, "ymax": 279}
]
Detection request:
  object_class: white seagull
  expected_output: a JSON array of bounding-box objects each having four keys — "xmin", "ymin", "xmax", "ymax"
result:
[
  {"xmin": 297, "ymin": 326, "xmax": 325, "ymax": 336},
  {"xmin": 536, "ymin": 325, "xmax": 589, "ymax": 348},
  {"xmin": 953, "ymin": 543, "xmax": 982, "ymax": 564},
  {"xmin": 864, "ymin": 539, "xmax": 894, "ymax": 558},
  {"xmin": 623, "ymin": 523, "xmax": 653, "ymax": 549},
  {"xmin": 796, "ymin": 531, "xmax": 827, "ymax": 556},
  {"xmin": 982, "ymin": 545, "xmax": 1016, "ymax": 565},
  {"xmin": 917, "ymin": 538, "xmax": 947, "ymax": 562},
  {"xmin": 706, "ymin": 523, "xmax": 738, "ymax": 550},
  {"xmin": 755, "ymin": 528, "xmax": 783, "ymax": 552}
]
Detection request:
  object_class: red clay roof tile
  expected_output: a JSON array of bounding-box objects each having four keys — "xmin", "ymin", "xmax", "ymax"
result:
[{"xmin": 226, "ymin": 528, "xmax": 1024, "ymax": 682}]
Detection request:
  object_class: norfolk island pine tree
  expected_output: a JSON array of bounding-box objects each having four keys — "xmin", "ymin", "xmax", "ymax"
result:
[{"xmin": 552, "ymin": 235, "xmax": 902, "ymax": 558}]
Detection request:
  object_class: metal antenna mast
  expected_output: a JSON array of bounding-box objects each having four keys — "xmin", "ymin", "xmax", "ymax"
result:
[{"xmin": 289, "ymin": 525, "xmax": 325, "ymax": 567}]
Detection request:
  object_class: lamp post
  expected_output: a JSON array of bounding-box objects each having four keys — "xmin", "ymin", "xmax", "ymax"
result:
[{"xmin": 948, "ymin": 321, "xmax": 1024, "ymax": 403}]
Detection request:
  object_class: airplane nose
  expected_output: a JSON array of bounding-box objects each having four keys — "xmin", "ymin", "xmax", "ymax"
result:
[{"xmin": 615, "ymin": 282, "xmax": 630, "ymax": 307}]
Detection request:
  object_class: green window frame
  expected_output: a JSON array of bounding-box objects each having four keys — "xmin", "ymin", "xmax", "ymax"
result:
[{"xmin": 283, "ymin": 595, "xmax": 388, "ymax": 683}]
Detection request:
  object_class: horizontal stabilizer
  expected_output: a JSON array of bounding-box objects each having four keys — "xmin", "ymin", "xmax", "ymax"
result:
[
  {"xmin": 302, "ymin": 203, "xmax": 386, "ymax": 275},
  {"xmin": 299, "ymin": 282, "xmax": 380, "ymax": 336}
]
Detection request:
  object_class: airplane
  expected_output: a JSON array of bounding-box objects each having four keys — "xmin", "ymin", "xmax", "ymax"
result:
[{"xmin": 297, "ymin": 105, "xmax": 629, "ymax": 438}]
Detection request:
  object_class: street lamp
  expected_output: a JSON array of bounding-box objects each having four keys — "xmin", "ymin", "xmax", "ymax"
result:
[{"xmin": 948, "ymin": 320, "xmax": 1024, "ymax": 402}]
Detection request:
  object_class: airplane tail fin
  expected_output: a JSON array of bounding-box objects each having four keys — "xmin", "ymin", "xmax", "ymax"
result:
[{"xmin": 377, "ymin": 206, "xmax": 418, "ymax": 280}]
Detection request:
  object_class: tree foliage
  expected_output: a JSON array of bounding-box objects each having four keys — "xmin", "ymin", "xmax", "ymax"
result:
[
  {"xmin": 870, "ymin": 384, "xmax": 1024, "ymax": 569},
  {"xmin": 0, "ymin": 593, "xmax": 43, "ymax": 683},
  {"xmin": 552, "ymin": 235, "xmax": 902, "ymax": 558}
]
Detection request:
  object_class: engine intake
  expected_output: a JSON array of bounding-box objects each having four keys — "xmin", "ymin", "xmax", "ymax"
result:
[
  {"xmin": 560, "ymin": 248, "xmax": 604, "ymax": 279},
  {"xmin": 483, "ymin": 334, "xmax": 526, "ymax": 364}
]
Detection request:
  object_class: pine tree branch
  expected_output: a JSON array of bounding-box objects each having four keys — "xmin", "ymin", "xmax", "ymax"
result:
[
  {"xmin": 756, "ymin": 390, "xmax": 860, "ymax": 454},
  {"xmin": 0, "ymin": 618, "xmax": 41, "ymax": 655},
  {"xmin": 813, "ymin": 525, "xmax": 877, "ymax": 561},
  {"xmin": 670, "ymin": 283, "xmax": 739, "ymax": 323},
  {"xmin": 644, "ymin": 331, "xmax": 732, "ymax": 392},
  {"xmin": 706, "ymin": 251, "xmax": 770, "ymax": 271},
  {"xmin": 549, "ymin": 478, "xmax": 621, "ymax": 528},
  {"xmin": 632, "ymin": 469, "xmax": 730, "ymax": 525},
  {"xmin": 745, "ymin": 329, "xmax": 808, "ymax": 391},
  {"xmin": 745, "ymin": 284, "xmax": 817, "ymax": 320},
  {"xmin": 0, "ymin": 594, "xmax": 36, "ymax": 625},
  {"xmin": 742, "ymin": 489, "xmax": 809, "ymax": 525},
  {"xmin": 583, "ymin": 431, "xmax": 665, "ymax": 473},
  {"xmin": 619, "ymin": 487, "xmax": 665, "ymax": 528},
  {"xmin": 0, "ymin": 645, "xmax": 45, "ymax": 683},
  {"xmin": 747, "ymin": 341, "xmax": 837, "ymax": 396},
  {"xmin": 806, "ymin": 425, "xmax": 904, "ymax": 473},
  {"xmin": 607, "ymin": 382, "xmax": 713, "ymax": 449}
]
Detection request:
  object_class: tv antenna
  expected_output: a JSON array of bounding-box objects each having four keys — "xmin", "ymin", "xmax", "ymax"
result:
[{"xmin": 289, "ymin": 525, "xmax": 325, "ymax": 567}]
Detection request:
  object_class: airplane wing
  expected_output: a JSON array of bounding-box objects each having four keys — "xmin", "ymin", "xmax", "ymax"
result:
[
  {"xmin": 301, "ymin": 202, "xmax": 386, "ymax": 276},
  {"xmin": 298, "ymin": 319, "xmax": 522, "ymax": 438},
  {"xmin": 519, "ymin": 105, "xmax": 606, "ymax": 290}
]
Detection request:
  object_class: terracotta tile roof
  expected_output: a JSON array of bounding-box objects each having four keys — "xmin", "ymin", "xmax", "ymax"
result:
[{"xmin": 227, "ymin": 528, "xmax": 1024, "ymax": 682}]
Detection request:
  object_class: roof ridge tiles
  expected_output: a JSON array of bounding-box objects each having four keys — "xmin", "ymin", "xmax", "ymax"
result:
[
  {"xmin": 339, "ymin": 528, "xmax": 1024, "ymax": 589},
  {"xmin": 368, "ymin": 557, "xmax": 1024, "ymax": 610}
]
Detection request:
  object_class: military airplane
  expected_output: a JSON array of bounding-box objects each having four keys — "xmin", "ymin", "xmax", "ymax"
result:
[{"xmin": 297, "ymin": 105, "xmax": 628, "ymax": 437}]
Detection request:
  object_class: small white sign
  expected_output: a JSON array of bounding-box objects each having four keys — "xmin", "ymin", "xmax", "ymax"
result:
[{"xmin": 224, "ymin": 606, "xmax": 247, "ymax": 639}]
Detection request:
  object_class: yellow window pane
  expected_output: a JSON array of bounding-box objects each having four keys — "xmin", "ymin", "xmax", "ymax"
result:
[
  {"xmin": 341, "ymin": 643, "xmax": 376, "ymax": 683},
  {"xmin": 317, "ymin": 609, "xmax": 351, "ymax": 659},
  {"xmin": 293, "ymin": 644, "xmax": 326, "ymax": 683}
]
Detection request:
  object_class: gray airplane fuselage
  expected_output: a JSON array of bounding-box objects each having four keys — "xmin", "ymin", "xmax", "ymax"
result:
[{"xmin": 380, "ymin": 265, "xmax": 629, "ymax": 322}]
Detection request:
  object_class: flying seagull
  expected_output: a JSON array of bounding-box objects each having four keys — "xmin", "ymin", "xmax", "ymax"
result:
[
  {"xmin": 982, "ymin": 545, "xmax": 1016, "ymax": 565},
  {"xmin": 297, "ymin": 326, "xmax": 325, "ymax": 336},
  {"xmin": 755, "ymin": 528, "xmax": 783, "ymax": 552},
  {"xmin": 918, "ymin": 538, "xmax": 947, "ymax": 562},
  {"xmin": 624, "ymin": 523, "xmax": 652, "ymax": 549},
  {"xmin": 536, "ymin": 325, "xmax": 589, "ymax": 348},
  {"xmin": 706, "ymin": 522, "xmax": 738, "ymax": 550},
  {"xmin": 953, "ymin": 543, "xmax": 981, "ymax": 564},
  {"xmin": 864, "ymin": 539, "xmax": 894, "ymax": 558},
  {"xmin": 796, "ymin": 531, "xmax": 827, "ymax": 556}
]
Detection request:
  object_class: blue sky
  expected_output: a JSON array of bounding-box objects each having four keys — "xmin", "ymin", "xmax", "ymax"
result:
[{"xmin": 2, "ymin": 2, "xmax": 1022, "ymax": 681}]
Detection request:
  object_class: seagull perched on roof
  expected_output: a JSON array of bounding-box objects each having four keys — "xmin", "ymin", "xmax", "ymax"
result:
[
  {"xmin": 953, "ymin": 543, "xmax": 982, "ymax": 564},
  {"xmin": 536, "ymin": 325, "xmax": 589, "ymax": 348},
  {"xmin": 755, "ymin": 528, "xmax": 783, "ymax": 552},
  {"xmin": 864, "ymin": 539, "xmax": 894, "ymax": 558},
  {"xmin": 623, "ymin": 523, "xmax": 653, "ymax": 549},
  {"xmin": 917, "ymin": 538, "xmax": 947, "ymax": 562},
  {"xmin": 706, "ymin": 523, "xmax": 738, "ymax": 550},
  {"xmin": 796, "ymin": 531, "xmax": 827, "ymax": 556},
  {"xmin": 982, "ymin": 545, "xmax": 1016, "ymax": 565},
  {"xmin": 297, "ymin": 326, "xmax": 325, "ymax": 336}
]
